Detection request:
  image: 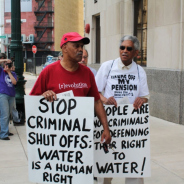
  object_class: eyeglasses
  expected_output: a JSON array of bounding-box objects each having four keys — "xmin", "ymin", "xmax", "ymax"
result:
[{"xmin": 120, "ymin": 46, "xmax": 133, "ymax": 51}]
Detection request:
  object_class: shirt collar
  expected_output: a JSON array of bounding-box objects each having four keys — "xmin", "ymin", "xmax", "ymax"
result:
[{"xmin": 118, "ymin": 58, "xmax": 133, "ymax": 70}]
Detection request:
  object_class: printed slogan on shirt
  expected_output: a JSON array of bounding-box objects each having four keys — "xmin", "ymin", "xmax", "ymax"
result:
[{"xmin": 111, "ymin": 74, "xmax": 137, "ymax": 98}]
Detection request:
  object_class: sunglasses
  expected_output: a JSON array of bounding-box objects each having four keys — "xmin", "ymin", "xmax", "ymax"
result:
[{"xmin": 120, "ymin": 46, "xmax": 133, "ymax": 51}]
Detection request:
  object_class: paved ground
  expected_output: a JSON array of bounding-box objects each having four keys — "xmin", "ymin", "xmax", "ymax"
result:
[{"xmin": 0, "ymin": 73, "xmax": 184, "ymax": 184}]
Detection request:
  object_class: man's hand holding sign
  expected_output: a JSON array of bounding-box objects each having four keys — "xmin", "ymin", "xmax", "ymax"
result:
[{"xmin": 42, "ymin": 90, "xmax": 57, "ymax": 102}]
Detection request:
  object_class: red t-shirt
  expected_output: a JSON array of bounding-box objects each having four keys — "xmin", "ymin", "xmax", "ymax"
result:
[{"xmin": 30, "ymin": 61, "xmax": 100, "ymax": 101}]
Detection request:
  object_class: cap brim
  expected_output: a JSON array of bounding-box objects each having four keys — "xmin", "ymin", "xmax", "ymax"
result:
[
  {"xmin": 70, "ymin": 37, "xmax": 90, "ymax": 45},
  {"xmin": 60, "ymin": 36, "xmax": 90, "ymax": 48},
  {"xmin": 81, "ymin": 37, "xmax": 90, "ymax": 45}
]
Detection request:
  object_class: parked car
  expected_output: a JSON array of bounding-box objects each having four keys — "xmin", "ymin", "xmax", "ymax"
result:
[{"xmin": 42, "ymin": 55, "xmax": 58, "ymax": 70}]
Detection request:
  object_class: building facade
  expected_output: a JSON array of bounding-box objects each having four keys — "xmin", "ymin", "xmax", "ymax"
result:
[
  {"xmin": 2, "ymin": 0, "xmax": 55, "ymax": 64},
  {"xmin": 84, "ymin": 0, "xmax": 184, "ymax": 125},
  {"xmin": 0, "ymin": 0, "xmax": 5, "ymax": 52},
  {"xmin": 54, "ymin": 0, "xmax": 84, "ymax": 51}
]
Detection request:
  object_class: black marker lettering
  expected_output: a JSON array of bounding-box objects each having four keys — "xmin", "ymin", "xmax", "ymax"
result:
[
  {"xmin": 68, "ymin": 99, "xmax": 76, "ymax": 115},
  {"xmin": 39, "ymin": 98, "xmax": 49, "ymax": 113},
  {"xmin": 27, "ymin": 116, "xmax": 36, "ymax": 128}
]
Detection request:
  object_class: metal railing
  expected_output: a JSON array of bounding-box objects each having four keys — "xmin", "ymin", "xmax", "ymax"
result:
[
  {"xmin": 34, "ymin": 37, "xmax": 54, "ymax": 43},
  {"xmin": 34, "ymin": 6, "xmax": 54, "ymax": 12},
  {"xmin": 34, "ymin": 21, "xmax": 54, "ymax": 27}
]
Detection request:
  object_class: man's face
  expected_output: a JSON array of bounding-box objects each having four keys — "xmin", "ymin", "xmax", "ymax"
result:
[
  {"xmin": 119, "ymin": 40, "xmax": 138, "ymax": 66},
  {"xmin": 79, "ymin": 49, "xmax": 88, "ymax": 66},
  {"xmin": 64, "ymin": 41, "xmax": 84, "ymax": 62}
]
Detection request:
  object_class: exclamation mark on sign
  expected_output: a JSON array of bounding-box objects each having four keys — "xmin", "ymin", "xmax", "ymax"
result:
[{"xmin": 141, "ymin": 157, "xmax": 146, "ymax": 175}]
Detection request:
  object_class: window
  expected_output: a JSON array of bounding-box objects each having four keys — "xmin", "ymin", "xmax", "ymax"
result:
[
  {"xmin": 96, "ymin": 15, "xmax": 100, "ymax": 63},
  {"xmin": 134, "ymin": 0, "xmax": 147, "ymax": 66},
  {"xmin": 37, "ymin": 31, "xmax": 42, "ymax": 37},
  {"xmin": 38, "ymin": 0, "xmax": 45, "ymax": 7},
  {"xmin": 36, "ymin": 15, "xmax": 43, "ymax": 21},
  {"xmin": 48, "ymin": 2, "xmax": 52, "ymax": 11},
  {"xmin": 47, "ymin": 32, "xmax": 52, "ymax": 42}
]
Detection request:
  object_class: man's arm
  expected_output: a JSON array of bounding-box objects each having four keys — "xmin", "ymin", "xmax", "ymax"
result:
[
  {"xmin": 0, "ymin": 59, "xmax": 10, "ymax": 64},
  {"xmin": 94, "ymin": 99, "xmax": 111, "ymax": 144},
  {"xmin": 3, "ymin": 60, "xmax": 17, "ymax": 85},
  {"xmin": 134, "ymin": 67, "xmax": 149, "ymax": 109},
  {"xmin": 7, "ymin": 70, "xmax": 17, "ymax": 85}
]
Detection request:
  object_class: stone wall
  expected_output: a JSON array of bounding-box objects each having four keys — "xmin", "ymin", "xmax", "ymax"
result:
[{"xmin": 144, "ymin": 68, "xmax": 184, "ymax": 125}]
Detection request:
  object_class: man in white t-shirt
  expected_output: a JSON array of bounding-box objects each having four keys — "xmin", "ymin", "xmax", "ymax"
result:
[
  {"xmin": 95, "ymin": 35, "xmax": 149, "ymax": 184},
  {"xmin": 79, "ymin": 49, "xmax": 97, "ymax": 76}
]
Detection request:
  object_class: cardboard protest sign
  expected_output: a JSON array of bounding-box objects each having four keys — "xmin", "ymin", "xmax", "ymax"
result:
[
  {"xmin": 25, "ymin": 96, "xmax": 94, "ymax": 184},
  {"xmin": 94, "ymin": 104, "xmax": 150, "ymax": 178}
]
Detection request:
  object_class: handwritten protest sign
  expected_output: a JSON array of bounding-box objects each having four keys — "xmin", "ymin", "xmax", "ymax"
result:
[
  {"xmin": 94, "ymin": 104, "xmax": 150, "ymax": 178},
  {"xmin": 25, "ymin": 96, "xmax": 94, "ymax": 184}
]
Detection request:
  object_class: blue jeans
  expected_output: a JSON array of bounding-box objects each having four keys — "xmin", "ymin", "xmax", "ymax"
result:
[
  {"xmin": 0, "ymin": 93, "xmax": 14, "ymax": 138},
  {"xmin": 12, "ymin": 98, "xmax": 20, "ymax": 122}
]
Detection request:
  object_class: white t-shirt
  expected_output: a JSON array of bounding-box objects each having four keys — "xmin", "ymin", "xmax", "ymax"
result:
[{"xmin": 95, "ymin": 57, "xmax": 149, "ymax": 104}]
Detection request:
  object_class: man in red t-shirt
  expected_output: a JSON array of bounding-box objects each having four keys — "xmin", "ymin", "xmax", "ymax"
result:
[{"xmin": 30, "ymin": 32, "xmax": 111, "ymax": 144}]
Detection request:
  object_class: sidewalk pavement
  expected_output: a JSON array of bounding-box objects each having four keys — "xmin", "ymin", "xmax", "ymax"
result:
[{"xmin": 0, "ymin": 73, "xmax": 184, "ymax": 184}]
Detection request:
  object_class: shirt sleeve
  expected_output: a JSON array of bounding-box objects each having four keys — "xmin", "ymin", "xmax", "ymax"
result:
[
  {"xmin": 141, "ymin": 94, "xmax": 150, "ymax": 99},
  {"xmin": 95, "ymin": 60, "xmax": 112, "ymax": 92},
  {"xmin": 29, "ymin": 69, "xmax": 47, "ymax": 95},
  {"xmin": 139, "ymin": 66, "xmax": 149, "ymax": 97}
]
